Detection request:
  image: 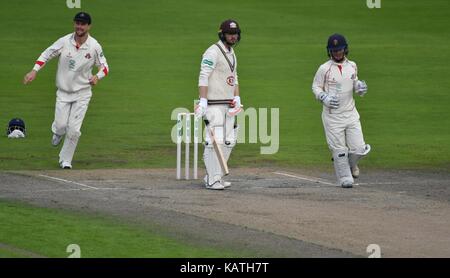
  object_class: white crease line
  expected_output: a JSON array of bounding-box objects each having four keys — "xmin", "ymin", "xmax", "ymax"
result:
[
  {"xmin": 34, "ymin": 188, "xmax": 86, "ymax": 192},
  {"xmin": 38, "ymin": 174, "xmax": 99, "ymax": 190},
  {"xmin": 273, "ymin": 172, "xmax": 336, "ymax": 186},
  {"xmin": 357, "ymin": 182, "xmax": 403, "ymax": 185},
  {"xmin": 33, "ymin": 188, "xmax": 124, "ymax": 193}
]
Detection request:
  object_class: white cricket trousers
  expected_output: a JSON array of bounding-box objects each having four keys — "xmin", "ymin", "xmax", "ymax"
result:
[
  {"xmin": 321, "ymin": 107, "xmax": 366, "ymax": 154},
  {"xmin": 52, "ymin": 88, "xmax": 92, "ymax": 164}
]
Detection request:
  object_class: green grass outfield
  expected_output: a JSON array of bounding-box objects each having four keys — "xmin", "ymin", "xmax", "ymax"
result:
[
  {"xmin": 0, "ymin": 200, "xmax": 248, "ymax": 258},
  {"xmin": 0, "ymin": 0, "xmax": 449, "ymax": 170}
]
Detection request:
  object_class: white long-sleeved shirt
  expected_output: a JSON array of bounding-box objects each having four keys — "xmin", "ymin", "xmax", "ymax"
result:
[
  {"xmin": 312, "ymin": 58, "xmax": 358, "ymax": 113},
  {"xmin": 198, "ymin": 40, "xmax": 238, "ymax": 100},
  {"xmin": 33, "ymin": 33, "xmax": 109, "ymax": 93}
]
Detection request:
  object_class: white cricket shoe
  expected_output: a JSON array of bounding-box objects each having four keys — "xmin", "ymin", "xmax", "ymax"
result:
[
  {"xmin": 52, "ymin": 134, "xmax": 63, "ymax": 146},
  {"xmin": 204, "ymin": 175, "xmax": 224, "ymax": 190},
  {"xmin": 60, "ymin": 161, "xmax": 72, "ymax": 169},
  {"xmin": 223, "ymin": 181, "xmax": 231, "ymax": 188},
  {"xmin": 341, "ymin": 180, "xmax": 353, "ymax": 188},
  {"xmin": 351, "ymin": 165, "xmax": 360, "ymax": 178},
  {"xmin": 206, "ymin": 182, "xmax": 225, "ymax": 190}
]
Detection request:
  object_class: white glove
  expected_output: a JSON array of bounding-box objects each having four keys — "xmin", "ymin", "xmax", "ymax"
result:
[
  {"xmin": 318, "ymin": 92, "xmax": 339, "ymax": 109},
  {"xmin": 227, "ymin": 96, "xmax": 243, "ymax": 117},
  {"xmin": 7, "ymin": 129, "xmax": 25, "ymax": 139},
  {"xmin": 231, "ymin": 96, "xmax": 241, "ymax": 108},
  {"xmin": 194, "ymin": 98, "xmax": 207, "ymax": 118},
  {"xmin": 355, "ymin": 80, "xmax": 368, "ymax": 96}
]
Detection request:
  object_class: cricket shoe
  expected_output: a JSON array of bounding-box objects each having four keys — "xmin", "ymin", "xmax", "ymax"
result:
[
  {"xmin": 223, "ymin": 181, "xmax": 231, "ymax": 188},
  {"xmin": 52, "ymin": 134, "xmax": 63, "ymax": 146},
  {"xmin": 351, "ymin": 165, "xmax": 360, "ymax": 178},
  {"xmin": 205, "ymin": 182, "xmax": 225, "ymax": 190},
  {"xmin": 204, "ymin": 175, "xmax": 225, "ymax": 190},
  {"xmin": 341, "ymin": 180, "xmax": 353, "ymax": 189},
  {"xmin": 60, "ymin": 161, "xmax": 72, "ymax": 169}
]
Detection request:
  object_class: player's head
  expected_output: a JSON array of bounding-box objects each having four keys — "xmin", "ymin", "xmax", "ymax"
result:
[
  {"xmin": 327, "ymin": 33, "xmax": 348, "ymax": 63},
  {"xmin": 218, "ymin": 19, "xmax": 241, "ymax": 47},
  {"xmin": 73, "ymin": 12, "xmax": 91, "ymax": 37}
]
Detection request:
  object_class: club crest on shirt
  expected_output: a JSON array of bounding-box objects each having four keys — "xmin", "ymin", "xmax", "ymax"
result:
[
  {"xmin": 85, "ymin": 53, "xmax": 91, "ymax": 59},
  {"xmin": 226, "ymin": 76, "xmax": 235, "ymax": 86}
]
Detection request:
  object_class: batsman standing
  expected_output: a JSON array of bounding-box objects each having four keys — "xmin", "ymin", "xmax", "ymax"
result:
[
  {"xmin": 23, "ymin": 12, "xmax": 109, "ymax": 169},
  {"xmin": 312, "ymin": 34, "xmax": 371, "ymax": 188},
  {"xmin": 195, "ymin": 19, "xmax": 243, "ymax": 190}
]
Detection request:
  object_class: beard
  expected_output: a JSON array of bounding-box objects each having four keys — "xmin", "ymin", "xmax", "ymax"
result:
[
  {"xmin": 225, "ymin": 37, "xmax": 238, "ymax": 47},
  {"xmin": 226, "ymin": 40, "xmax": 236, "ymax": 46},
  {"xmin": 76, "ymin": 30, "xmax": 87, "ymax": 37}
]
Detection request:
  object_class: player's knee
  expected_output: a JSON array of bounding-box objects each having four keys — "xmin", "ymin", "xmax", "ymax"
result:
[
  {"xmin": 349, "ymin": 144, "xmax": 370, "ymax": 155},
  {"xmin": 224, "ymin": 139, "xmax": 236, "ymax": 148},
  {"xmin": 66, "ymin": 126, "xmax": 81, "ymax": 140},
  {"xmin": 53, "ymin": 120, "xmax": 68, "ymax": 134},
  {"xmin": 330, "ymin": 146, "xmax": 348, "ymax": 154},
  {"xmin": 204, "ymin": 141, "xmax": 214, "ymax": 149}
]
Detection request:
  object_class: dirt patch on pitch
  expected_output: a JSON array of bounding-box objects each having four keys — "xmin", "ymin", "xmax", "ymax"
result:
[{"xmin": 1, "ymin": 167, "xmax": 449, "ymax": 257}]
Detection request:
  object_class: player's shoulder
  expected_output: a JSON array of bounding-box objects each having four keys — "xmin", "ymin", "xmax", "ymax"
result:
[
  {"xmin": 204, "ymin": 43, "xmax": 219, "ymax": 54},
  {"xmin": 204, "ymin": 41, "xmax": 224, "ymax": 55},
  {"xmin": 346, "ymin": 59, "xmax": 357, "ymax": 68},
  {"xmin": 58, "ymin": 33, "xmax": 74, "ymax": 42},
  {"xmin": 87, "ymin": 35, "xmax": 102, "ymax": 48},
  {"xmin": 318, "ymin": 60, "xmax": 333, "ymax": 71}
]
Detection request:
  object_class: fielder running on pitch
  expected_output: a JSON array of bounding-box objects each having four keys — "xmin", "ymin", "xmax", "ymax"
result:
[
  {"xmin": 312, "ymin": 34, "xmax": 371, "ymax": 188},
  {"xmin": 195, "ymin": 19, "xmax": 243, "ymax": 190},
  {"xmin": 23, "ymin": 12, "xmax": 109, "ymax": 169}
]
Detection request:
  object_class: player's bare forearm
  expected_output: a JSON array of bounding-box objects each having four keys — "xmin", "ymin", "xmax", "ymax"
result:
[
  {"xmin": 199, "ymin": 86, "xmax": 208, "ymax": 99},
  {"xmin": 234, "ymin": 85, "xmax": 240, "ymax": 97}
]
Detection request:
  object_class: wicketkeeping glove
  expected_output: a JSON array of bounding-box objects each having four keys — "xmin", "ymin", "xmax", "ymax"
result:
[
  {"xmin": 355, "ymin": 80, "xmax": 368, "ymax": 96},
  {"xmin": 318, "ymin": 92, "xmax": 339, "ymax": 109}
]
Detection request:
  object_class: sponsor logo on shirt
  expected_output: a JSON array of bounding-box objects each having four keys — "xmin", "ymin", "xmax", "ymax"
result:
[
  {"xmin": 69, "ymin": 59, "xmax": 76, "ymax": 70},
  {"xmin": 202, "ymin": 59, "xmax": 214, "ymax": 67}
]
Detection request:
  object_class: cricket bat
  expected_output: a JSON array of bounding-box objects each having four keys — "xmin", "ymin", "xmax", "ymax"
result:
[{"xmin": 204, "ymin": 120, "xmax": 229, "ymax": 176}]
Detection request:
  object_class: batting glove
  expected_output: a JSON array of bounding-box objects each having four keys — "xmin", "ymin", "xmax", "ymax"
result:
[
  {"xmin": 195, "ymin": 98, "xmax": 208, "ymax": 118},
  {"xmin": 355, "ymin": 80, "xmax": 368, "ymax": 96},
  {"xmin": 227, "ymin": 96, "xmax": 243, "ymax": 117},
  {"xmin": 318, "ymin": 92, "xmax": 339, "ymax": 109}
]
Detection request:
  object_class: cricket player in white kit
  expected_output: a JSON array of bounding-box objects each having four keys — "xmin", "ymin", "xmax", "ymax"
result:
[
  {"xmin": 23, "ymin": 12, "xmax": 109, "ymax": 169},
  {"xmin": 195, "ymin": 19, "xmax": 243, "ymax": 190},
  {"xmin": 312, "ymin": 34, "xmax": 370, "ymax": 188}
]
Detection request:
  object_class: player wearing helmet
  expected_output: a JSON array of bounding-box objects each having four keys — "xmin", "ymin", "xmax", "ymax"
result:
[
  {"xmin": 312, "ymin": 34, "xmax": 370, "ymax": 188},
  {"xmin": 195, "ymin": 19, "xmax": 243, "ymax": 190}
]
